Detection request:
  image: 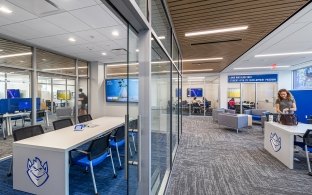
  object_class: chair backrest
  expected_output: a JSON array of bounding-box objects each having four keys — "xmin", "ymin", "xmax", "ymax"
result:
[
  {"xmin": 13, "ymin": 125, "xmax": 44, "ymax": 141},
  {"xmin": 53, "ymin": 118, "xmax": 73, "ymax": 130},
  {"xmin": 78, "ymin": 114, "xmax": 92, "ymax": 123},
  {"xmin": 303, "ymin": 129, "xmax": 312, "ymax": 146},
  {"xmin": 129, "ymin": 119, "xmax": 138, "ymax": 130},
  {"xmin": 87, "ymin": 132, "xmax": 111, "ymax": 161},
  {"xmin": 111, "ymin": 125, "xmax": 125, "ymax": 142}
]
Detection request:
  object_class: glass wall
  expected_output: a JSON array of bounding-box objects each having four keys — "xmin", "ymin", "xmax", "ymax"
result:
[
  {"xmin": 172, "ymin": 67, "xmax": 178, "ymax": 158},
  {"xmin": 151, "ymin": 36, "xmax": 171, "ymax": 193}
]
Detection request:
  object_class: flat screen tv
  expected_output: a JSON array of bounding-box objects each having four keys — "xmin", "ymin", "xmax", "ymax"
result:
[
  {"xmin": 187, "ymin": 88, "xmax": 203, "ymax": 97},
  {"xmin": 105, "ymin": 78, "xmax": 138, "ymax": 102},
  {"xmin": 57, "ymin": 90, "xmax": 72, "ymax": 100},
  {"xmin": 7, "ymin": 89, "xmax": 21, "ymax": 99}
]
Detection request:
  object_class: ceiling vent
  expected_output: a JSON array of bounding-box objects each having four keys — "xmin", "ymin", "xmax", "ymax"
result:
[
  {"xmin": 191, "ymin": 39, "xmax": 242, "ymax": 46},
  {"xmin": 8, "ymin": 0, "xmax": 64, "ymax": 17},
  {"xmin": 111, "ymin": 48, "xmax": 127, "ymax": 56}
]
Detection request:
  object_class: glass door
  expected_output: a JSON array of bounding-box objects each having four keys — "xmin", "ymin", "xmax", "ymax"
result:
[
  {"xmin": 127, "ymin": 24, "xmax": 139, "ymax": 195},
  {"xmin": 257, "ymin": 83, "xmax": 278, "ymax": 112},
  {"xmin": 241, "ymin": 83, "xmax": 256, "ymax": 113}
]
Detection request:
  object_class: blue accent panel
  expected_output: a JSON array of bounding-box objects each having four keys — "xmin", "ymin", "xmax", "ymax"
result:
[
  {"xmin": 228, "ymin": 74, "xmax": 278, "ymax": 83},
  {"xmin": 110, "ymin": 139, "xmax": 125, "ymax": 148},
  {"xmin": 74, "ymin": 152, "xmax": 109, "ymax": 167},
  {"xmin": 290, "ymin": 90, "xmax": 312, "ymax": 124},
  {"xmin": 252, "ymin": 116, "xmax": 261, "ymax": 121}
]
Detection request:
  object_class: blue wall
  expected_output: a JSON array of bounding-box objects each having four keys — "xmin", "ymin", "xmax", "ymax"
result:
[{"xmin": 290, "ymin": 90, "xmax": 312, "ymax": 124}]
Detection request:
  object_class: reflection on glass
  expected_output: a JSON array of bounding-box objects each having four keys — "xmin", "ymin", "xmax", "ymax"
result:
[
  {"xmin": 78, "ymin": 78, "xmax": 88, "ymax": 116},
  {"xmin": 151, "ymin": 35, "xmax": 170, "ymax": 194},
  {"xmin": 172, "ymin": 67, "xmax": 178, "ymax": 158}
]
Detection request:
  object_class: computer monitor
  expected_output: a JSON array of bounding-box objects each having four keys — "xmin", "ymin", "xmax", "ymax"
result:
[
  {"xmin": 7, "ymin": 89, "xmax": 21, "ymax": 99},
  {"xmin": 18, "ymin": 101, "xmax": 32, "ymax": 111}
]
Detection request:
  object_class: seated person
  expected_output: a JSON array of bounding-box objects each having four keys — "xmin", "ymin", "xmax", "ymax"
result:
[
  {"xmin": 228, "ymin": 98, "xmax": 235, "ymax": 109},
  {"xmin": 192, "ymin": 97, "xmax": 201, "ymax": 113}
]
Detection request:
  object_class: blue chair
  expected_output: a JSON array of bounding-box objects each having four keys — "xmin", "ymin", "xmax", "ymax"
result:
[
  {"xmin": 303, "ymin": 129, "xmax": 312, "ymax": 176},
  {"xmin": 110, "ymin": 126, "xmax": 134, "ymax": 169},
  {"xmin": 71, "ymin": 132, "xmax": 116, "ymax": 194}
]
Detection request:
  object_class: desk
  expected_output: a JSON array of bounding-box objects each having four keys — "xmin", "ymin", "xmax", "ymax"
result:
[
  {"xmin": 3, "ymin": 112, "xmax": 30, "ymax": 138},
  {"xmin": 264, "ymin": 122, "xmax": 312, "ymax": 169},
  {"xmin": 13, "ymin": 116, "xmax": 124, "ymax": 195}
]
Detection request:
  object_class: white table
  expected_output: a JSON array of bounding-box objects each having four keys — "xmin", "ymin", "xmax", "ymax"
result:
[
  {"xmin": 13, "ymin": 116, "xmax": 124, "ymax": 195},
  {"xmin": 3, "ymin": 112, "xmax": 30, "ymax": 138},
  {"xmin": 264, "ymin": 122, "xmax": 312, "ymax": 169}
]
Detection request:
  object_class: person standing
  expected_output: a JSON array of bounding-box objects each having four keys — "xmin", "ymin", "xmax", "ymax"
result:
[
  {"xmin": 78, "ymin": 88, "xmax": 88, "ymax": 115},
  {"xmin": 275, "ymin": 89, "xmax": 296, "ymax": 114}
]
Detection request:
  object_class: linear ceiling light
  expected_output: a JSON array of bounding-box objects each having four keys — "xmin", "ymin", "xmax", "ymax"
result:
[
  {"xmin": 0, "ymin": 52, "xmax": 32, "ymax": 59},
  {"xmin": 255, "ymin": 51, "xmax": 312, "ymax": 57},
  {"xmin": 234, "ymin": 65, "xmax": 290, "ymax": 70},
  {"xmin": 183, "ymin": 58, "xmax": 223, "ymax": 62},
  {"xmin": 185, "ymin": 26, "xmax": 248, "ymax": 37},
  {"xmin": 0, "ymin": 6, "xmax": 12, "ymax": 14},
  {"xmin": 42, "ymin": 67, "xmax": 88, "ymax": 71},
  {"xmin": 183, "ymin": 69, "xmax": 213, "ymax": 72}
]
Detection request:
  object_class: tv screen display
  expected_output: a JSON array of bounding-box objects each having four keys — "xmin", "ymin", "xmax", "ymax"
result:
[
  {"xmin": 7, "ymin": 89, "xmax": 20, "ymax": 99},
  {"xmin": 18, "ymin": 101, "xmax": 32, "ymax": 111},
  {"xmin": 106, "ymin": 79, "xmax": 138, "ymax": 102},
  {"xmin": 187, "ymin": 88, "xmax": 203, "ymax": 97},
  {"xmin": 57, "ymin": 90, "xmax": 71, "ymax": 100}
]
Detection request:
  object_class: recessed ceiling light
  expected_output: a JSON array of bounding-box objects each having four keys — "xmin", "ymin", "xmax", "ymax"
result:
[
  {"xmin": 234, "ymin": 65, "xmax": 290, "ymax": 70},
  {"xmin": 68, "ymin": 37, "xmax": 76, "ymax": 42},
  {"xmin": 255, "ymin": 51, "xmax": 312, "ymax": 57},
  {"xmin": 0, "ymin": 52, "xmax": 32, "ymax": 59},
  {"xmin": 183, "ymin": 58, "xmax": 223, "ymax": 62},
  {"xmin": 20, "ymin": 60, "xmax": 24, "ymax": 63},
  {"xmin": 42, "ymin": 59, "xmax": 46, "ymax": 61},
  {"xmin": 0, "ymin": 6, "xmax": 13, "ymax": 14},
  {"xmin": 185, "ymin": 26, "xmax": 248, "ymax": 37},
  {"xmin": 136, "ymin": 49, "xmax": 139, "ymax": 52},
  {"xmin": 112, "ymin": 30, "xmax": 119, "ymax": 36},
  {"xmin": 158, "ymin": 36, "xmax": 165, "ymax": 40},
  {"xmin": 0, "ymin": 49, "xmax": 3, "ymax": 52},
  {"xmin": 102, "ymin": 52, "xmax": 107, "ymax": 56}
]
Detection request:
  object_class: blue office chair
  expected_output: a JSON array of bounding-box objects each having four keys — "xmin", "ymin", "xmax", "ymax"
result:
[
  {"xmin": 71, "ymin": 132, "xmax": 116, "ymax": 194},
  {"xmin": 110, "ymin": 126, "xmax": 133, "ymax": 169},
  {"xmin": 303, "ymin": 129, "xmax": 312, "ymax": 176}
]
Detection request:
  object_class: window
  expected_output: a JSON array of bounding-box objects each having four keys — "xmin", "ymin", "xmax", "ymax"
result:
[{"xmin": 293, "ymin": 65, "xmax": 312, "ymax": 89}]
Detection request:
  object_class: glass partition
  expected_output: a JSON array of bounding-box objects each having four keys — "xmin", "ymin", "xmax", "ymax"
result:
[
  {"xmin": 257, "ymin": 83, "xmax": 277, "ymax": 113},
  {"xmin": 241, "ymin": 83, "xmax": 256, "ymax": 113},
  {"xmin": 172, "ymin": 67, "xmax": 178, "ymax": 159},
  {"xmin": 151, "ymin": 36, "xmax": 170, "ymax": 194},
  {"xmin": 227, "ymin": 83, "xmax": 241, "ymax": 113}
]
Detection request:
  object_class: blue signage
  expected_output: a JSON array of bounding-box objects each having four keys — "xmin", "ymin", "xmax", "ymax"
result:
[{"xmin": 228, "ymin": 74, "xmax": 278, "ymax": 83}]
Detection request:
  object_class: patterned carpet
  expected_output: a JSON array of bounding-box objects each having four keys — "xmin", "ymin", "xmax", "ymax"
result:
[{"xmin": 165, "ymin": 116, "xmax": 312, "ymax": 195}]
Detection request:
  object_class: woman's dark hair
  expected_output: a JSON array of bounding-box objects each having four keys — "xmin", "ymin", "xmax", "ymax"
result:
[{"xmin": 278, "ymin": 89, "xmax": 292, "ymax": 101}]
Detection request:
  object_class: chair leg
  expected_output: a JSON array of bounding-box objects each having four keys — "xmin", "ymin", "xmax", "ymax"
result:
[
  {"xmin": 89, "ymin": 162, "xmax": 98, "ymax": 195},
  {"xmin": 131, "ymin": 133, "xmax": 137, "ymax": 152},
  {"xmin": 109, "ymin": 148, "xmax": 117, "ymax": 178},
  {"xmin": 116, "ymin": 143, "xmax": 122, "ymax": 169},
  {"xmin": 7, "ymin": 158, "xmax": 13, "ymax": 177},
  {"xmin": 305, "ymin": 145, "xmax": 311, "ymax": 174}
]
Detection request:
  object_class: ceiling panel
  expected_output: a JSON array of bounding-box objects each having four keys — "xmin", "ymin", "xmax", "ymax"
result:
[{"xmin": 167, "ymin": 0, "xmax": 309, "ymax": 73}]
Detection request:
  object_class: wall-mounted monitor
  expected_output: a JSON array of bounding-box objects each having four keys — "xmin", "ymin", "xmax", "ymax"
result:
[
  {"xmin": 57, "ymin": 90, "xmax": 72, "ymax": 100},
  {"xmin": 187, "ymin": 88, "xmax": 203, "ymax": 97},
  {"xmin": 7, "ymin": 89, "xmax": 21, "ymax": 99},
  {"xmin": 105, "ymin": 78, "xmax": 138, "ymax": 102}
]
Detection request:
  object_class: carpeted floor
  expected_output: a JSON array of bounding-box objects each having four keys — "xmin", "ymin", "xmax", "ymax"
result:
[{"xmin": 165, "ymin": 116, "xmax": 312, "ymax": 195}]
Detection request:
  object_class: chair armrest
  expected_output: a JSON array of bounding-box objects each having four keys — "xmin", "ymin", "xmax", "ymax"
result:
[{"xmin": 72, "ymin": 149, "xmax": 89, "ymax": 155}]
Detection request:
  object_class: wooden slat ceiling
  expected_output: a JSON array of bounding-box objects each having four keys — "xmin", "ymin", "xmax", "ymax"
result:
[{"xmin": 167, "ymin": 0, "xmax": 309, "ymax": 73}]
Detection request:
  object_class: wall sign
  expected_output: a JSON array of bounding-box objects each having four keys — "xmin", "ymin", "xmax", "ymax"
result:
[
  {"xmin": 270, "ymin": 132, "xmax": 281, "ymax": 152},
  {"xmin": 228, "ymin": 74, "xmax": 278, "ymax": 83}
]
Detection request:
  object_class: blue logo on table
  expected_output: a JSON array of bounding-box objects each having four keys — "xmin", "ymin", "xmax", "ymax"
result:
[
  {"xmin": 27, "ymin": 157, "xmax": 49, "ymax": 187},
  {"xmin": 270, "ymin": 133, "xmax": 281, "ymax": 152}
]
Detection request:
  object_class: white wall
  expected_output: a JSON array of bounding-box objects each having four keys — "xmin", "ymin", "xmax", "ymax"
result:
[{"xmin": 219, "ymin": 70, "xmax": 292, "ymax": 109}]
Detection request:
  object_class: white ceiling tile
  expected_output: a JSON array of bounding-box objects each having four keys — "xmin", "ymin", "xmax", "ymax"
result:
[
  {"xmin": 70, "ymin": 5, "xmax": 118, "ymax": 29},
  {"xmin": 74, "ymin": 29, "xmax": 108, "ymax": 43},
  {"xmin": 0, "ymin": 1, "xmax": 37, "ymax": 26},
  {"xmin": 49, "ymin": 0, "xmax": 97, "ymax": 11},
  {"xmin": 43, "ymin": 12, "xmax": 90, "ymax": 32},
  {"xmin": 97, "ymin": 25, "xmax": 127, "ymax": 41}
]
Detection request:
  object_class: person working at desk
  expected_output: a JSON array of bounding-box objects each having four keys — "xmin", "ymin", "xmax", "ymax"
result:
[
  {"xmin": 228, "ymin": 98, "xmax": 235, "ymax": 109},
  {"xmin": 275, "ymin": 89, "xmax": 297, "ymax": 114}
]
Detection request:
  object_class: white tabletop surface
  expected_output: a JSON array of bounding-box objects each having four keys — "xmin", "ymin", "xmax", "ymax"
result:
[
  {"xmin": 3, "ymin": 112, "xmax": 30, "ymax": 117},
  {"xmin": 266, "ymin": 121, "xmax": 312, "ymax": 134},
  {"xmin": 14, "ymin": 116, "xmax": 124, "ymax": 152}
]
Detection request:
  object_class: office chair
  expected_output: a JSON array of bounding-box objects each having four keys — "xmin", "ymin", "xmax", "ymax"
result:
[
  {"xmin": 53, "ymin": 118, "xmax": 73, "ymax": 130},
  {"xmin": 8, "ymin": 125, "xmax": 44, "ymax": 177},
  {"xmin": 24, "ymin": 110, "xmax": 46, "ymax": 123},
  {"xmin": 110, "ymin": 125, "xmax": 133, "ymax": 169},
  {"xmin": 78, "ymin": 114, "xmax": 93, "ymax": 123},
  {"xmin": 303, "ymin": 129, "xmax": 312, "ymax": 176},
  {"xmin": 71, "ymin": 132, "xmax": 116, "ymax": 194}
]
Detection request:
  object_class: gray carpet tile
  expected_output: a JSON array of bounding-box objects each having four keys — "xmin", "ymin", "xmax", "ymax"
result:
[{"xmin": 165, "ymin": 116, "xmax": 312, "ymax": 195}]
